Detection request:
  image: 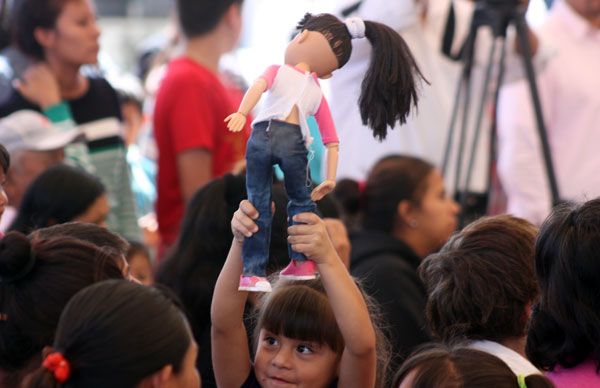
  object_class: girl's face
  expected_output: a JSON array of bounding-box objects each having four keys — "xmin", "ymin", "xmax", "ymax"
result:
[
  {"xmin": 410, "ymin": 170, "xmax": 459, "ymax": 254},
  {"xmin": 167, "ymin": 338, "xmax": 201, "ymax": 388},
  {"xmin": 254, "ymin": 329, "xmax": 339, "ymax": 388},
  {"xmin": 73, "ymin": 193, "xmax": 110, "ymax": 226},
  {"xmin": 41, "ymin": 0, "xmax": 101, "ymax": 66},
  {"xmin": 128, "ymin": 253, "xmax": 154, "ymax": 286}
]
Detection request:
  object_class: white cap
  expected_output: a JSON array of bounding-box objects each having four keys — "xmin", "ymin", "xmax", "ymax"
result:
[{"xmin": 0, "ymin": 110, "xmax": 82, "ymax": 154}]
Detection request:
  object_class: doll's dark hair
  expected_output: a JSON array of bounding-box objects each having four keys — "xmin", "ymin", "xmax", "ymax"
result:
[
  {"xmin": 0, "ymin": 232, "xmax": 123, "ymax": 384},
  {"xmin": 527, "ymin": 199, "xmax": 600, "ymax": 372},
  {"xmin": 23, "ymin": 279, "xmax": 192, "ymax": 388},
  {"xmin": 254, "ymin": 277, "xmax": 391, "ymax": 387},
  {"xmin": 393, "ymin": 343, "xmax": 554, "ymax": 388},
  {"xmin": 297, "ymin": 13, "xmax": 426, "ymax": 140}
]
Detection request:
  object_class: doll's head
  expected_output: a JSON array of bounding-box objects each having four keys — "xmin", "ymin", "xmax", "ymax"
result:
[
  {"xmin": 253, "ymin": 278, "xmax": 390, "ymax": 387},
  {"xmin": 288, "ymin": 13, "xmax": 426, "ymax": 140}
]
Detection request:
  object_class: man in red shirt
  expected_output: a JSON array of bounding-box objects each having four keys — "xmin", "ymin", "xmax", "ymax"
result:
[{"xmin": 154, "ymin": 0, "xmax": 248, "ymax": 253}]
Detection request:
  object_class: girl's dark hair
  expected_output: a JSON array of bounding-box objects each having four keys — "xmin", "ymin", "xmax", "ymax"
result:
[
  {"xmin": 32, "ymin": 222, "xmax": 130, "ymax": 256},
  {"xmin": 156, "ymin": 174, "xmax": 288, "ymax": 387},
  {"xmin": 362, "ymin": 155, "xmax": 434, "ymax": 233},
  {"xmin": 126, "ymin": 240, "xmax": 151, "ymax": 262},
  {"xmin": 0, "ymin": 143, "xmax": 9, "ymax": 172},
  {"xmin": 297, "ymin": 13, "xmax": 426, "ymax": 140},
  {"xmin": 176, "ymin": 0, "xmax": 243, "ymax": 39},
  {"xmin": 10, "ymin": 164, "xmax": 106, "ymax": 234},
  {"xmin": 527, "ymin": 199, "xmax": 600, "ymax": 372},
  {"xmin": 24, "ymin": 279, "xmax": 192, "ymax": 388},
  {"xmin": 420, "ymin": 215, "xmax": 538, "ymax": 343},
  {"xmin": 393, "ymin": 343, "xmax": 554, "ymax": 388},
  {"xmin": 13, "ymin": 0, "xmax": 71, "ymax": 60},
  {"xmin": 0, "ymin": 232, "xmax": 123, "ymax": 382},
  {"xmin": 254, "ymin": 277, "xmax": 391, "ymax": 387}
]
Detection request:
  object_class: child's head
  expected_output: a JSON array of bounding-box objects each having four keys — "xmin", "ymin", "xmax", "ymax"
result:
[
  {"xmin": 126, "ymin": 240, "xmax": 154, "ymax": 285},
  {"xmin": 394, "ymin": 343, "xmax": 554, "ymax": 388},
  {"xmin": 0, "ymin": 232, "xmax": 123, "ymax": 383},
  {"xmin": 527, "ymin": 199, "xmax": 600, "ymax": 371},
  {"xmin": 24, "ymin": 279, "xmax": 200, "ymax": 388},
  {"xmin": 290, "ymin": 13, "xmax": 425, "ymax": 140},
  {"xmin": 10, "ymin": 164, "xmax": 108, "ymax": 234},
  {"xmin": 419, "ymin": 215, "xmax": 538, "ymax": 343},
  {"xmin": 176, "ymin": 0, "xmax": 243, "ymax": 44},
  {"xmin": 253, "ymin": 278, "xmax": 388, "ymax": 387}
]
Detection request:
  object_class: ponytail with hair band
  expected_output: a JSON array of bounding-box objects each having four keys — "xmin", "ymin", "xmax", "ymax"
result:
[{"xmin": 43, "ymin": 352, "xmax": 71, "ymax": 383}]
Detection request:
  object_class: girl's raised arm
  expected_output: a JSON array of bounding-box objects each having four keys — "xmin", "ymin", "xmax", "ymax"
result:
[
  {"xmin": 211, "ymin": 200, "xmax": 259, "ymax": 387},
  {"xmin": 288, "ymin": 212, "xmax": 377, "ymax": 387}
]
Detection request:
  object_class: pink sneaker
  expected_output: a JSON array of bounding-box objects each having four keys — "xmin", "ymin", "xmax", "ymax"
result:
[
  {"xmin": 238, "ymin": 276, "xmax": 272, "ymax": 292},
  {"xmin": 279, "ymin": 260, "xmax": 318, "ymax": 280}
]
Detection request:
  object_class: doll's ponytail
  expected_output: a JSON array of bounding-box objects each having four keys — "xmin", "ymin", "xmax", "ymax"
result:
[{"xmin": 360, "ymin": 20, "xmax": 426, "ymax": 140}]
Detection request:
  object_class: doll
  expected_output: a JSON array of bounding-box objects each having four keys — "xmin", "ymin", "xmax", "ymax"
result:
[{"xmin": 226, "ymin": 13, "xmax": 425, "ymax": 292}]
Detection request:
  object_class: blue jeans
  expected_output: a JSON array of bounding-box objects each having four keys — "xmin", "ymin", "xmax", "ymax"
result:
[{"xmin": 243, "ymin": 120, "xmax": 316, "ymax": 277}]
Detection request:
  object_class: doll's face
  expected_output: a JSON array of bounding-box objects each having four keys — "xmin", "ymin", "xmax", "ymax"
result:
[{"xmin": 284, "ymin": 30, "xmax": 339, "ymax": 78}]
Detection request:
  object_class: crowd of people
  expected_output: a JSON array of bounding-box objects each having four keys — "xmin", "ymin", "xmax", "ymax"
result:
[{"xmin": 0, "ymin": 0, "xmax": 598, "ymax": 387}]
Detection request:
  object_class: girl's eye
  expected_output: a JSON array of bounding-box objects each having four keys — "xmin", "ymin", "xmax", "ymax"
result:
[
  {"xmin": 296, "ymin": 344, "xmax": 314, "ymax": 354},
  {"xmin": 264, "ymin": 336, "xmax": 278, "ymax": 346}
]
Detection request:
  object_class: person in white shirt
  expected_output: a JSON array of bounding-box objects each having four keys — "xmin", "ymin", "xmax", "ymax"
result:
[
  {"xmin": 330, "ymin": 0, "xmax": 547, "ymax": 201},
  {"xmin": 497, "ymin": 0, "xmax": 600, "ymax": 225},
  {"xmin": 419, "ymin": 215, "xmax": 542, "ymax": 375}
]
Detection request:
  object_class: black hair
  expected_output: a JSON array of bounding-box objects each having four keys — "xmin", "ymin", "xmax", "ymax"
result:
[
  {"xmin": 297, "ymin": 13, "xmax": 426, "ymax": 140},
  {"xmin": 32, "ymin": 222, "xmax": 129, "ymax": 256},
  {"xmin": 24, "ymin": 279, "xmax": 193, "ymax": 388},
  {"xmin": 13, "ymin": 0, "xmax": 71, "ymax": 60},
  {"xmin": 420, "ymin": 215, "xmax": 538, "ymax": 343},
  {"xmin": 393, "ymin": 343, "xmax": 554, "ymax": 388},
  {"xmin": 0, "ymin": 143, "xmax": 9, "ymax": 173},
  {"xmin": 10, "ymin": 164, "xmax": 106, "ymax": 234},
  {"xmin": 156, "ymin": 173, "xmax": 288, "ymax": 387},
  {"xmin": 527, "ymin": 199, "xmax": 600, "ymax": 372},
  {"xmin": 176, "ymin": 0, "xmax": 243, "ymax": 39},
  {"xmin": 0, "ymin": 232, "xmax": 123, "ymax": 383},
  {"xmin": 126, "ymin": 239, "xmax": 151, "ymax": 262},
  {"xmin": 362, "ymin": 154, "xmax": 434, "ymax": 234}
]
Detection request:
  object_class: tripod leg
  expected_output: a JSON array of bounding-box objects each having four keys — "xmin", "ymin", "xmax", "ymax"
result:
[
  {"xmin": 513, "ymin": 12, "xmax": 561, "ymax": 206},
  {"xmin": 462, "ymin": 37, "xmax": 501, "ymax": 210},
  {"xmin": 442, "ymin": 74, "xmax": 465, "ymax": 177}
]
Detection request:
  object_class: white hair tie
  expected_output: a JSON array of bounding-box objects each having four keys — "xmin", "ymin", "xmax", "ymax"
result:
[{"xmin": 344, "ymin": 17, "xmax": 366, "ymax": 39}]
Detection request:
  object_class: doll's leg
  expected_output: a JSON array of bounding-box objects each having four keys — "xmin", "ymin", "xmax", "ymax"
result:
[
  {"xmin": 242, "ymin": 122, "xmax": 273, "ymax": 283},
  {"xmin": 272, "ymin": 123, "xmax": 317, "ymax": 264}
]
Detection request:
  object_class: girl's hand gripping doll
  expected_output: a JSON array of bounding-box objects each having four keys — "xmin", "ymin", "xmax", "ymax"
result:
[{"xmin": 225, "ymin": 13, "xmax": 425, "ymax": 292}]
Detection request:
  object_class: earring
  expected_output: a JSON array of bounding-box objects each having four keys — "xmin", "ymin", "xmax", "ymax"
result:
[{"xmin": 409, "ymin": 219, "xmax": 418, "ymax": 228}]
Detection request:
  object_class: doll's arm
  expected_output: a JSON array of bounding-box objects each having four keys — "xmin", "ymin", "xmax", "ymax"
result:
[
  {"xmin": 288, "ymin": 213, "xmax": 377, "ymax": 387},
  {"xmin": 211, "ymin": 201, "xmax": 259, "ymax": 387},
  {"xmin": 311, "ymin": 143, "xmax": 338, "ymax": 201},
  {"xmin": 224, "ymin": 78, "xmax": 268, "ymax": 132}
]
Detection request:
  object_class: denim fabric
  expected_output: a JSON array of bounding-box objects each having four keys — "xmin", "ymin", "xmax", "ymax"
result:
[{"xmin": 243, "ymin": 120, "xmax": 316, "ymax": 277}]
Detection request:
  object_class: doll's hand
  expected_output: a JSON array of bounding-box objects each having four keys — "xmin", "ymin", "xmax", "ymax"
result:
[
  {"xmin": 224, "ymin": 112, "xmax": 247, "ymax": 132},
  {"xmin": 13, "ymin": 63, "xmax": 61, "ymax": 109},
  {"xmin": 231, "ymin": 200, "xmax": 259, "ymax": 242},
  {"xmin": 310, "ymin": 180, "xmax": 336, "ymax": 202},
  {"xmin": 287, "ymin": 213, "xmax": 337, "ymax": 265}
]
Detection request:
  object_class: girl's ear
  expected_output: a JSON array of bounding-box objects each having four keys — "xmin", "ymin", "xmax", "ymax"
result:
[
  {"xmin": 33, "ymin": 27, "xmax": 55, "ymax": 50},
  {"xmin": 144, "ymin": 364, "xmax": 173, "ymax": 388},
  {"xmin": 397, "ymin": 199, "xmax": 415, "ymax": 226}
]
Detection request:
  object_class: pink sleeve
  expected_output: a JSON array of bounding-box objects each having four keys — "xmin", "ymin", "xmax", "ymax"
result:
[
  {"xmin": 314, "ymin": 96, "xmax": 339, "ymax": 145},
  {"xmin": 259, "ymin": 65, "xmax": 280, "ymax": 90}
]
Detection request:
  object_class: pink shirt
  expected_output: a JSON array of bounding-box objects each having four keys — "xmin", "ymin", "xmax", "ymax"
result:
[
  {"xmin": 547, "ymin": 359, "xmax": 600, "ymax": 388},
  {"xmin": 253, "ymin": 64, "xmax": 339, "ymax": 146}
]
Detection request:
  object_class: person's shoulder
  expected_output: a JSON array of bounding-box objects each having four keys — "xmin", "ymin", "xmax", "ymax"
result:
[
  {"xmin": 0, "ymin": 91, "xmax": 38, "ymax": 117},
  {"xmin": 164, "ymin": 57, "xmax": 220, "ymax": 86}
]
